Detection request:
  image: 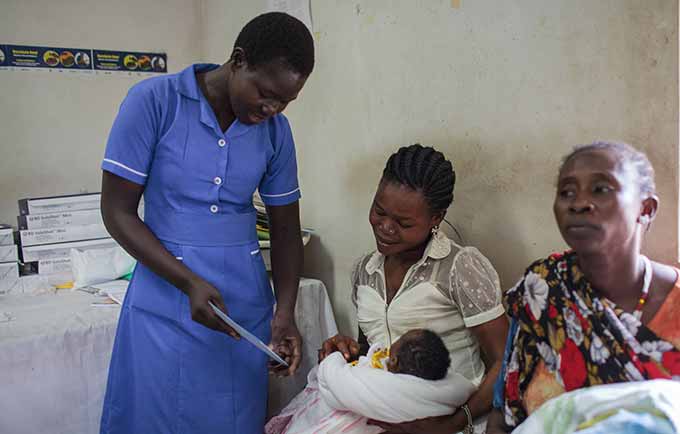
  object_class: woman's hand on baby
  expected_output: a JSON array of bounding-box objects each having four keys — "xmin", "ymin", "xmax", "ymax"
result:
[
  {"xmin": 185, "ymin": 278, "xmax": 240, "ymax": 339},
  {"xmin": 318, "ymin": 334, "xmax": 360, "ymax": 363}
]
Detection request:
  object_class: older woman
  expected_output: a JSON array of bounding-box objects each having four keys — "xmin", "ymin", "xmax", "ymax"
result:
[{"xmin": 487, "ymin": 142, "xmax": 680, "ymax": 433}]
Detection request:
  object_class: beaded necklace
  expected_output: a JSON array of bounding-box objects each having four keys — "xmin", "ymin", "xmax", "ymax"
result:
[{"xmin": 633, "ymin": 255, "xmax": 652, "ymax": 321}]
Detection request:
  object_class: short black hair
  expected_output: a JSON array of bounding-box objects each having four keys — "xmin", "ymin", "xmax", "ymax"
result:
[
  {"xmin": 559, "ymin": 141, "xmax": 656, "ymax": 197},
  {"xmin": 395, "ymin": 329, "xmax": 450, "ymax": 380},
  {"xmin": 233, "ymin": 12, "xmax": 315, "ymax": 77},
  {"xmin": 382, "ymin": 144, "xmax": 456, "ymax": 214}
]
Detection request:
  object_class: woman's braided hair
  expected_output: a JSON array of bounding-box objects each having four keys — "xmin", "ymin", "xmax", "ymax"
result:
[{"xmin": 382, "ymin": 144, "xmax": 456, "ymax": 214}]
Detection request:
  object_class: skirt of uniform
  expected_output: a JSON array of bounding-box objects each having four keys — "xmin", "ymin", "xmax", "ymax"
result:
[{"xmin": 100, "ymin": 241, "xmax": 274, "ymax": 434}]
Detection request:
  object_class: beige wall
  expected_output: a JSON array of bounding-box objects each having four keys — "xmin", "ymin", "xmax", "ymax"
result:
[
  {"xmin": 203, "ymin": 0, "xmax": 679, "ymax": 335},
  {"xmin": 0, "ymin": 0, "xmax": 202, "ymax": 225},
  {"xmin": 2, "ymin": 1, "xmax": 677, "ymax": 337}
]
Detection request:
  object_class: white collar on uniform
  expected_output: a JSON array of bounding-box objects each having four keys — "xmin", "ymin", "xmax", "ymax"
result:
[{"xmin": 364, "ymin": 230, "xmax": 452, "ymax": 275}]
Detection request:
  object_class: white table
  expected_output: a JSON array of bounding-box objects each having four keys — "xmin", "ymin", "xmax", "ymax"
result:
[{"xmin": 0, "ymin": 278, "xmax": 337, "ymax": 434}]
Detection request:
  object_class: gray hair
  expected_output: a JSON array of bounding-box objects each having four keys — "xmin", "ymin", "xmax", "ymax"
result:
[{"xmin": 559, "ymin": 141, "xmax": 656, "ymax": 196}]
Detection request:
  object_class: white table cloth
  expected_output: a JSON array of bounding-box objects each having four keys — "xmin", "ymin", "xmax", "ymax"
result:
[{"xmin": 0, "ymin": 278, "xmax": 337, "ymax": 434}]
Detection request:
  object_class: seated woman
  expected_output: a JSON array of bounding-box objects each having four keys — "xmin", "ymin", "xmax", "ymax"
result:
[
  {"xmin": 266, "ymin": 329, "xmax": 476, "ymax": 434},
  {"xmin": 487, "ymin": 141, "xmax": 680, "ymax": 433},
  {"xmin": 317, "ymin": 144, "xmax": 509, "ymax": 434}
]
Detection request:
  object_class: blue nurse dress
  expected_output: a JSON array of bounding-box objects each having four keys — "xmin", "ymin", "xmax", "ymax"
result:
[{"xmin": 99, "ymin": 63, "xmax": 301, "ymax": 434}]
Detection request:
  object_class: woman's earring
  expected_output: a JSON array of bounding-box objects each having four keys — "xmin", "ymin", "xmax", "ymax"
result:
[
  {"xmin": 431, "ymin": 225, "xmax": 439, "ymax": 235},
  {"xmin": 639, "ymin": 215, "xmax": 651, "ymax": 225}
]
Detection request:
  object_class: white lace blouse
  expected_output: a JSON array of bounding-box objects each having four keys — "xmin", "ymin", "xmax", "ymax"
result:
[{"xmin": 351, "ymin": 230, "xmax": 504, "ymax": 384}]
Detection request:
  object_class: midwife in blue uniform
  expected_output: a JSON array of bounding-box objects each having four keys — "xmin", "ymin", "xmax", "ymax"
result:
[{"xmin": 98, "ymin": 12, "xmax": 314, "ymax": 434}]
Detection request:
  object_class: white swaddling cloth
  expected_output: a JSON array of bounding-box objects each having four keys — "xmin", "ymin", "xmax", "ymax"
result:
[
  {"xmin": 319, "ymin": 351, "xmax": 476, "ymax": 422},
  {"xmin": 266, "ymin": 345, "xmax": 477, "ymax": 434}
]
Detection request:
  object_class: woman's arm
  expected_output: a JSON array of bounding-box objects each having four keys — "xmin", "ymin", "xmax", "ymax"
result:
[
  {"xmin": 452, "ymin": 315, "xmax": 509, "ymax": 429},
  {"xmin": 267, "ymin": 201, "xmax": 304, "ymax": 375},
  {"xmin": 443, "ymin": 249, "xmax": 510, "ymax": 430},
  {"xmin": 101, "ymin": 171, "xmax": 238, "ymax": 336},
  {"xmin": 486, "ymin": 408, "xmax": 512, "ymax": 434}
]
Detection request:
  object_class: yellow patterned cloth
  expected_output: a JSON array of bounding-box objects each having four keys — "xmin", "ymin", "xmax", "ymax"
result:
[{"xmin": 350, "ymin": 348, "xmax": 390, "ymax": 369}]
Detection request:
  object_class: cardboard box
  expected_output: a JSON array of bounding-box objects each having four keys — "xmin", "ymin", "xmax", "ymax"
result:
[
  {"xmin": 19, "ymin": 224, "xmax": 110, "ymax": 246},
  {"xmin": 20, "ymin": 274, "xmax": 51, "ymax": 294},
  {"xmin": 0, "ymin": 274, "xmax": 52, "ymax": 296},
  {"xmin": 0, "ymin": 275, "xmax": 21, "ymax": 295},
  {"xmin": 18, "ymin": 208, "xmax": 103, "ymax": 230},
  {"xmin": 21, "ymin": 238, "xmax": 117, "ymax": 262},
  {"xmin": 0, "ymin": 262, "xmax": 19, "ymax": 281},
  {"xmin": 18, "ymin": 193, "xmax": 101, "ymax": 216},
  {"xmin": 0, "ymin": 244, "xmax": 18, "ymax": 263},
  {"xmin": 38, "ymin": 257, "xmax": 72, "ymax": 275},
  {"xmin": 0, "ymin": 226, "xmax": 13, "ymax": 246}
]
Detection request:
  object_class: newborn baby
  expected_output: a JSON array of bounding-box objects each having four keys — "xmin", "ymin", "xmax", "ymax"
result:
[
  {"xmin": 267, "ymin": 329, "xmax": 475, "ymax": 434},
  {"xmin": 381, "ymin": 329, "xmax": 450, "ymax": 378}
]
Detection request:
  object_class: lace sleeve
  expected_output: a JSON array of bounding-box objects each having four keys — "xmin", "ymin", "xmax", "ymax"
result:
[{"xmin": 449, "ymin": 247, "xmax": 505, "ymax": 327}]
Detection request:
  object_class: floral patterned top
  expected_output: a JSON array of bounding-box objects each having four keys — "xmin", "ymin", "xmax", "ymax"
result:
[{"xmin": 499, "ymin": 251, "xmax": 680, "ymax": 427}]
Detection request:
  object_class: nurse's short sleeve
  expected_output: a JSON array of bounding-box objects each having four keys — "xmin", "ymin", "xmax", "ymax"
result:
[
  {"xmin": 258, "ymin": 115, "xmax": 301, "ymax": 206},
  {"xmin": 449, "ymin": 247, "xmax": 505, "ymax": 328},
  {"xmin": 101, "ymin": 83, "xmax": 159, "ymax": 185}
]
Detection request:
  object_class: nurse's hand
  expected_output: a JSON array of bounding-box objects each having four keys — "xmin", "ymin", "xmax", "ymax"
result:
[
  {"xmin": 186, "ymin": 278, "xmax": 240, "ymax": 339},
  {"xmin": 269, "ymin": 311, "xmax": 302, "ymax": 376},
  {"xmin": 318, "ymin": 335, "xmax": 360, "ymax": 363}
]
